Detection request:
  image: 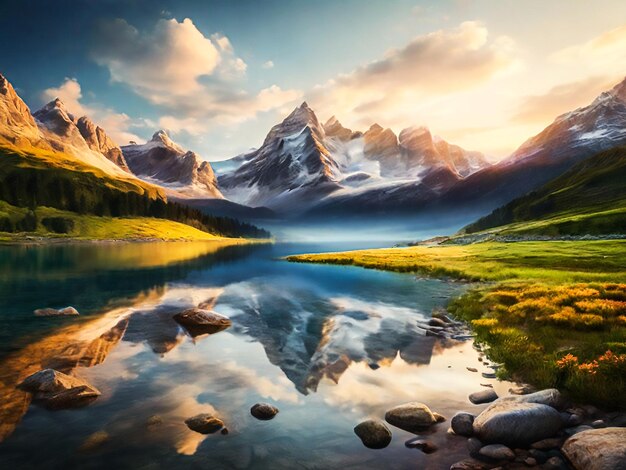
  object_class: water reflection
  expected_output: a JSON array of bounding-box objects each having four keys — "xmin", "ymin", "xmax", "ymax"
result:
[{"xmin": 0, "ymin": 242, "xmax": 513, "ymax": 469}]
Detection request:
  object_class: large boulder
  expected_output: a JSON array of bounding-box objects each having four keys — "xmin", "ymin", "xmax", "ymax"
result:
[
  {"xmin": 18, "ymin": 369, "xmax": 100, "ymax": 408},
  {"xmin": 385, "ymin": 402, "xmax": 438, "ymax": 432},
  {"xmin": 173, "ymin": 308, "xmax": 231, "ymax": 337},
  {"xmin": 498, "ymin": 388, "xmax": 565, "ymax": 410},
  {"xmin": 451, "ymin": 412, "xmax": 475, "ymax": 437},
  {"xmin": 354, "ymin": 420, "xmax": 392, "ymax": 449},
  {"xmin": 561, "ymin": 427, "xmax": 626, "ymax": 470},
  {"xmin": 473, "ymin": 401, "xmax": 562, "ymax": 446}
]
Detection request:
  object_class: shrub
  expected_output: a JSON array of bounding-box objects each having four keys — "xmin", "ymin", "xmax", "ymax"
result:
[{"xmin": 41, "ymin": 216, "xmax": 75, "ymax": 234}]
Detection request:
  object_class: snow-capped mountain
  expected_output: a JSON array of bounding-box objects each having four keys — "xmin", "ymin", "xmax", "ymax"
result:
[
  {"xmin": 218, "ymin": 102, "xmax": 341, "ymax": 211},
  {"xmin": 122, "ymin": 130, "xmax": 223, "ymax": 199},
  {"xmin": 218, "ymin": 102, "xmax": 489, "ymax": 214},
  {"xmin": 440, "ymin": 75, "xmax": 626, "ymax": 211}
]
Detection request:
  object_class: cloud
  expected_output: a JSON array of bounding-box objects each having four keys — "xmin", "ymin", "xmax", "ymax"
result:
[
  {"xmin": 92, "ymin": 18, "xmax": 301, "ymax": 133},
  {"xmin": 308, "ymin": 21, "xmax": 518, "ymax": 125},
  {"xmin": 262, "ymin": 60, "xmax": 274, "ymax": 69},
  {"xmin": 552, "ymin": 23, "xmax": 626, "ymax": 66},
  {"xmin": 40, "ymin": 77, "xmax": 143, "ymax": 145},
  {"xmin": 512, "ymin": 75, "xmax": 620, "ymax": 124}
]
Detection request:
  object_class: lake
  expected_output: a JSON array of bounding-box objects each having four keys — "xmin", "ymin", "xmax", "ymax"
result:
[{"xmin": 0, "ymin": 241, "xmax": 514, "ymax": 469}]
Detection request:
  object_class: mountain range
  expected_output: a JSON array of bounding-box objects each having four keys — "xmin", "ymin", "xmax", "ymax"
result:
[{"xmin": 2, "ymin": 71, "xmax": 626, "ymax": 226}]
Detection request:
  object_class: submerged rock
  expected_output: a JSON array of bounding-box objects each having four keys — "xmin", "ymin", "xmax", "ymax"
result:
[
  {"xmin": 18, "ymin": 368, "xmax": 100, "ymax": 408},
  {"xmin": 173, "ymin": 308, "xmax": 231, "ymax": 337},
  {"xmin": 469, "ymin": 389, "xmax": 498, "ymax": 404},
  {"xmin": 473, "ymin": 401, "xmax": 562, "ymax": 446},
  {"xmin": 385, "ymin": 402, "xmax": 438, "ymax": 432},
  {"xmin": 34, "ymin": 306, "xmax": 79, "ymax": 316},
  {"xmin": 562, "ymin": 427, "xmax": 626, "ymax": 470},
  {"xmin": 250, "ymin": 403, "xmax": 279, "ymax": 420},
  {"xmin": 478, "ymin": 443, "xmax": 515, "ymax": 460},
  {"xmin": 405, "ymin": 437, "xmax": 437, "ymax": 453},
  {"xmin": 184, "ymin": 414, "xmax": 224, "ymax": 434},
  {"xmin": 354, "ymin": 419, "xmax": 392, "ymax": 449},
  {"xmin": 79, "ymin": 431, "xmax": 109, "ymax": 452}
]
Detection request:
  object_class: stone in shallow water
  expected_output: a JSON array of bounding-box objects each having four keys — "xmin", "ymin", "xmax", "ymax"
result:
[
  {"xmin": 384, "ymin": 402, "xmax": 438, "ymax": 432},
  {"xmin": 79, "ymin": 431, "xmax": 109, "ymax": 452},
  {"xmin": 405, "ymin": 437, "xmax": 437, "ymax": 453},
  {"xmin": 473, "ymin": 401, "xmax": 562, "ymax": 446},
  {"xmin": 18, "ymin": 368, "xmax": 100, "ymax": 408},
  {"xmin": 353, "ymin": 420, "xmax": 392, "ymax": 449},
  {"xmin": 451, "ymin": 412, "xmax": 475, "ymax": 437},
  {"xmin": 173, "ymin": 308, "xmax": 231, "ymax": 337},
  {"xmin": 34, "ymin": 306, "xmax": 79, "ymax": 316},
  {"xmin": 184, "ymin": 414, "xmax": 224, "ymax": 434},
  {"xmin": 469, "ymin": 389, "xmax": 498, "ymax": 404},
  {"xmin": 562, "ymin": 427, "xmax": 626, "ymax": 470},
  {"xmin": 250, "ymin": 403, "xmax": 279, "ymax": 420},
  {"xmin": 478, "ymin": 443, "xmax": 515, "ymax": 460}
]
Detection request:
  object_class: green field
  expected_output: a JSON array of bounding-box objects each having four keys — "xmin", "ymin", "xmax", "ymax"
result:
[{"xmin": 288, "ymin": 241, "xmax": 626, "ymax": 407}]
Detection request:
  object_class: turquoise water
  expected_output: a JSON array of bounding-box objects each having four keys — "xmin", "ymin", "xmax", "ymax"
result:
[{"xmin": 0, "ymin": 241, "xmax": 512, "ymax": 469}]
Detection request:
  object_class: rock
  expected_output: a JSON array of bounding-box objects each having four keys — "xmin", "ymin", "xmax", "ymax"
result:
[
  {"xmin": 524, "ymin": 457, "xmax": 537, "ymax": 466},
  {"xmin": 173, "ymin": 308, "xmax": 231, "ymax": 337},
  {"xmin": 405, "ymin": 437, "xmax": 437, "ymax": 453},
  {"xmin": 567, "ymin": 413, "xmax": 583, "ymax": 426},
  {"xmin": 611, "ymin": 413, "xmax": 626, "ymax": 427},
  {"xmin": 384, "ymin": 402, "xmax": 438, "ymax": 432},
  {"xmin": 432, "ymin": 411, "xmax": 446, "ymax": 423},
  {"xmin": 250, "ymin": 403, "xmax": 279, "ymax": 420},
  {"xmin": 220, "ymin": 428, "xmax": 229, "ymax": 435},
  {"xmin": 481, "ymin": 371, "xmax": 497, "ymax": 379},
  {"xmin": 478, "ymin": 444, "xmax": 515, "ymax": 461},
  {"xmin": 353, "ymin": 420, "xmax": 392, "ymax": 449},
  {"xmin": 467, "ymin": 367, "xmax": 478, "ymax": 373},
  {"xmin": 480, "ymin": 383, "xmax": 493, "ymax": 388},
  {"xmin": 508, "ymin": 384, "xmax": 537, "ymax": 395},
  {"xmin": 530, "ymin": 437, "xmax": 563, "ymax": 449},
  {"xmin": 467, "ymin": 437, "xmax": 483, "ymax": 455},
  {"xmin": 469, "ymin": 389, "xmax": 498, "ymax": 404},
  {"xmin": 451, "ymin": 412, "xmax": 475, "ymax": 437},
  {"xmin": 34, "ymin": 306, "xmax": 79, "ymax": 316},
  {"xmin": 544, "ymin": 456, "xmax": 566, "ymax": 470},
  {"xmin": 450, "ymin": 458, "xmax": 490, "ymax": 470},
  {"xmin": 580, "ymin": 404, "xmax": 599, "ymax": 418},
  {"xmin": 498, "ymin": 388, "xmax": 565, "ymax": 410},
  {"xmin": 529, "ymin": 449, "xmax": 549, "ymax": 463},
  {"xmin": 591, "ymin": 419, "xmax": 606, "ymax": 428},
  {"xmin": 565, "ymin": 425, "xmax": 593, "ymax": 436},
  {"xmin": 428, "ymin": 317, "xmax": 448, "ymax": 328},
  {"xmin": 473, "ymin": 401, "xmax": 562, "ymax": 446},
  {"xmin": 184, "ymin": 414, "xmax": 224, "ymax": 434},
  {"xmin": 79, "ymin": 431, "xmax": 109, "ymax": 452},
  {"xmin": 18, "ymin": 369, "xmax": 100, "ymax": 408},
  {"xmin": 147, "ymin": 415, "xmax": 162, "ymax": 428},
  {"xmin": 561, "ymin": 427, "xmax": 626, "ymax": 470},
  {"xmin": 432, "ymin": 310, "xmax": 452, "ymax": 323}
]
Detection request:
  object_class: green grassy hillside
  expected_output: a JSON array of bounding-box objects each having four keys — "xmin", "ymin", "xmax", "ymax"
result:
[
  {"xmin": 0, "ymin": 145, "xmax": 270, "ymax": 239},
  {"xmin": 463, "ymin": 146, "xmax": 626, "ymax": 236}
]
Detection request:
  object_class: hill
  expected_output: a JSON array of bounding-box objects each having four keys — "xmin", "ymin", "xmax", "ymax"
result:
[{"xmin": 462, "ymin": 147, "xmax": 626, "ymax": 236}]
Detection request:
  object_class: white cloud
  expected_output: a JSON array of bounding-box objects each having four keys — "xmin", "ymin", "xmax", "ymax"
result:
[
  {"xmin": 552, "ymin": 23, "xmax": 626, "ymax": 67},
  {"xmin": 307, "ymin": 21, "xmax": 519, "ymax": 130},
  {"xmin": 40, "ymin": 77, "xmax": 143, "ymax": 145},
  {"xmin": 92, "ymin": 17, "xmax": 301, "ymax": 134},
  {"xmin": 262, "ymin": 60, "xmax": 274, "ymax": 69}
]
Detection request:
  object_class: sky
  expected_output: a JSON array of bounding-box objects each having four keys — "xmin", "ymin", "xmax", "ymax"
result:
[{"xmin": 1, "ymin": 0, "xmax": 625, "ymax": 161}]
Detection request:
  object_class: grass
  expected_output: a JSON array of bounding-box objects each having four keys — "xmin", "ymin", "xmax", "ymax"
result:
[
  {"xmin": 287, "ymin": 241, "xmax": 626, "ymax": 408},
  {"xmin": 0, "ymin": 201, "xmax": 227, "ymax": 241}
]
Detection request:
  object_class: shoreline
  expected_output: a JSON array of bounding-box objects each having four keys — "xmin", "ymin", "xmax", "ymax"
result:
[{"xmin": 0, "ymin": 235, "xmax": 274, "ymax": 246}]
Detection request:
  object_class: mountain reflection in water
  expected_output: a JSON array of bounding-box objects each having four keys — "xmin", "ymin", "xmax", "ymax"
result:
[{"xmin": 0, "ymin": 241, "xmax": 513, "ymax": 469}]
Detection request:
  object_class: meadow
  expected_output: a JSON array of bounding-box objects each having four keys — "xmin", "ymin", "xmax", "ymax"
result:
[{"xmin": 288, "ymin": 241, "xmax": 626, "ymax": 407}]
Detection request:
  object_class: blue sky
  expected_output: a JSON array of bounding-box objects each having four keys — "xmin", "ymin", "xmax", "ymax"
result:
[{"xmin": 1, "ymin": 0, "xmax": 625, "ymax": 160}]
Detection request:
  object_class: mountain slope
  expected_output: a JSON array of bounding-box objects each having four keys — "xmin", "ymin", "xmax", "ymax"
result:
[
  {"xmin": 122, "ymin": 130, "xmax": 223, "ymax": 199},
  {"xmin": 463, "ymin": 146, "xmax": 626, "ymax": 236},
  {"xmin": 440, "ymin": 76, "xmax": 626, "ymax": 212}
]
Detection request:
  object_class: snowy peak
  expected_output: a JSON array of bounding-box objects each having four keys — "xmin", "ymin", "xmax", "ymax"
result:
[
  {"xmin": 121, "ymin": 130, "xmax": 222, "ymax": 199},
  {"xmin": 75, "ymin": 116, "xmax": 130, "ymax": 172},
  {"xmin": 323, "ymin": 116, "xmax": 362, "ymax": 142},
  {"xmin": 34, "ymin": 98, "xmax": 78, "ymax": 139}
]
